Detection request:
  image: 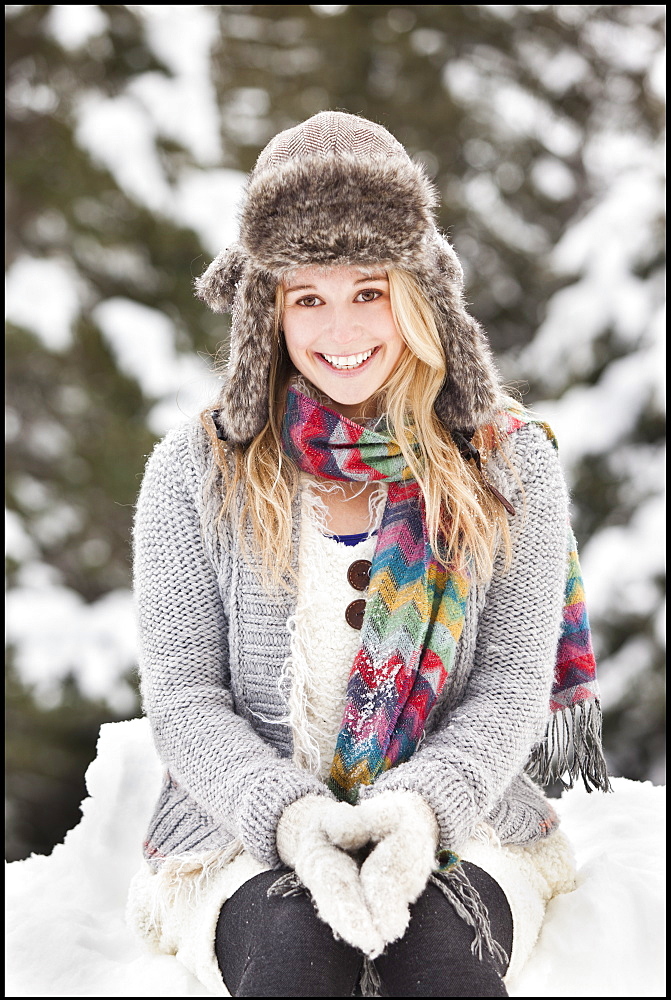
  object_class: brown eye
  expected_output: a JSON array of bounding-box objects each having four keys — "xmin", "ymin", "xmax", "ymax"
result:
[
  {"xmin": 356, "ymin": 289, "xmax": 382, "ymax": 302},
  {"xmin": 297, "ymin": 295, "xmax": 321, "ymax": 307}
]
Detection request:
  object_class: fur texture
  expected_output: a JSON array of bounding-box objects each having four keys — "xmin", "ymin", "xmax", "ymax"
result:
[
  {"xmin": 275, "ymin": 789, "xmax": 440, "ymax": 957},
  {"xmin": 332, "ymin": 790, "xmax": 440, "ymax": 946},
  {"xmin": 276, "ymin": 793, "xmax": 386, "ymax": 958},
  {"xmin": 194, "ymin": 110, "xmax": 502, "ymax": 445}
]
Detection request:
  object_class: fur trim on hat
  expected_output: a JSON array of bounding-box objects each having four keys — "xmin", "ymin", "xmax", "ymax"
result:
[
  {"xmin": 195, "ymin": 111, "xmax": 503, "ymax": 444},
  {"xmin": 240, "ymin": 154, "xmax": 437, "ymax": 273},
  {"xmin": 195, "ymin": 245, "xmax": 246, "ymax": 314}
]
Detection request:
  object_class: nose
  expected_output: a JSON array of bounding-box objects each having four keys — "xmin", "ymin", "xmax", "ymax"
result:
[{"xmin": 324, "ymin": 302, "xmax": 363, "ymax": 348}]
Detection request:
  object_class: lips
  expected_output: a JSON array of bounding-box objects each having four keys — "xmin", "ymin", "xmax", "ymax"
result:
[{"xmin": 319, "ymin": 347, "xmax": 377, "ymax": 370}]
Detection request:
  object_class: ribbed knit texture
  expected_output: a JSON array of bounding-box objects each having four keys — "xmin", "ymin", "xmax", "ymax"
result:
[{"xmin": 133, "ymin": 415, "xmax": 567, "ymax": 867}]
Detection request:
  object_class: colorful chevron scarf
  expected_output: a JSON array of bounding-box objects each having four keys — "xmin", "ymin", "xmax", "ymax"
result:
[{"xmin": 281, "ymin": 387, "xmax": 610, "ymax": 802}]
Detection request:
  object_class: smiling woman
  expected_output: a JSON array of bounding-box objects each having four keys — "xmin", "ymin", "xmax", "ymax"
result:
[
  {"xmin": 281, "ymin": 267, "xmax": 406, "ymax": 417},
  {"xmin": 126, "ymin": 111, "xmax": 610, "ymax": 998}
]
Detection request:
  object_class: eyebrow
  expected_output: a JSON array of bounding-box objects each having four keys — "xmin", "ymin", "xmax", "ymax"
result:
[{"xmin": 284, "ymin": 275, "xmax": 388, "ymax": 294}]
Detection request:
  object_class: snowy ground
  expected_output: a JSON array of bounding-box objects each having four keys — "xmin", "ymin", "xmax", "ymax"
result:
[{"xmin": 5, "ymin": 719, "xmax": 665, "ymax": 998}]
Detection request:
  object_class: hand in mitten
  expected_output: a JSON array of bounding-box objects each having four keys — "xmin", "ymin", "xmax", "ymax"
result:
[
  {"xmin": 324, "ymin": 789, "xmax": 440, "ymax": 946},
  {"xmin": 275, "ymin": 794, "xmax": 385, "ymax": 958}
]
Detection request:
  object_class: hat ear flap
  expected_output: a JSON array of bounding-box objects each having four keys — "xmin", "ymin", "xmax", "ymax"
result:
[
  {"xmin": 420, "ymin": 240, "xmax": 501, "ymax": 430},
  {"xmin": 194, "ymin": 245, "xmax": 247, "ymax": 314},
  {"xmin": 432, "ymin": 234, "xmax": 464, "ymax": 287},
  {"xmin": 214, "ymin": 266, "xmax": 278, "ymax": 444}
]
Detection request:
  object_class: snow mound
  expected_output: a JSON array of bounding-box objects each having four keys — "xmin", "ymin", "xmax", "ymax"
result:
[{"xmin": 5, "ymin": 719, "xmax": 665, "ymax": 997}]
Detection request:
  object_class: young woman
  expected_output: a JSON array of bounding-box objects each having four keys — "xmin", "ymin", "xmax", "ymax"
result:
[{"xmin": 127, "ymin": 111, "xmax": 610, "ymax": 998}]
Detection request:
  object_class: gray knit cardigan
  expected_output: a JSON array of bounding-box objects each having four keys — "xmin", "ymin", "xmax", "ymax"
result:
[{"xmin": 134, "ymin": 416, "xmax": 568, "ymax": 872}]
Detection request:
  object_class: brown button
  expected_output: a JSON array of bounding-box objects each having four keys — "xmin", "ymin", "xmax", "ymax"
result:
[
  {"xmin": 347, "ymin": 559, "xmax": 372, "ymax": 592},
  {"xmin": 345, "ymin": 599, "xmax": 366, "ymax": 631}
]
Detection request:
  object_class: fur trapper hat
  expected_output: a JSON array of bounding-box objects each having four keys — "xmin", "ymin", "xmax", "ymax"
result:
[{"xmin": 195, "ymin": 111, "xmax": 502, "ymax": 444}]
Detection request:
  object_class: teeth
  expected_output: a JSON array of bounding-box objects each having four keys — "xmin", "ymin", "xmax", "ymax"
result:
[{"xmin": 322, "ymin": 349, "xmax": 374, "ymax": 369}]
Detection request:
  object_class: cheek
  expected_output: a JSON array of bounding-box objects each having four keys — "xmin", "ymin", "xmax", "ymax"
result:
[
  {"xmin": 382, "ymin": 326, "xmax": 406, "ymax": 365},
  {"xmin": 282, "ymin": 321, "xmax": 315, "ymax": 375},
  {"xmin": 374, "ymin": 305, "xmax": 403, "ymax": 351},
  {"xmin": 281, "ymin": 321, "xmax": 300, "ymax": 360},
  {"xmin": 282, "ymin": 314, "xmax": 314, "ymax": 354}
]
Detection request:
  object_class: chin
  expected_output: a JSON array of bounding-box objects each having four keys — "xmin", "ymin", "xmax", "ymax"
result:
[{"xmin": 327, "ymin": 389, "xmax": 372, "ymax": 406}]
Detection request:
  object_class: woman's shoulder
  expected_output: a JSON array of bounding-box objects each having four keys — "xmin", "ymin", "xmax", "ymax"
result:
[
  {"xmin": 139, "ymin": 412, "xmax": 221, "ymax": 504},
  {"xmin": 477, "ymin": 399, "xmax": 570, "ymax": 517},
  {"xmin": 485, "ymin": 399, "xmax": 564, "ymax": 470},
  {"xmin": 135, "ymin": 413, "xmax": 236, "ymax": 565},
  {"xmin": 147, "ymin": 412, "xmax": 218, "ymax": 468}
]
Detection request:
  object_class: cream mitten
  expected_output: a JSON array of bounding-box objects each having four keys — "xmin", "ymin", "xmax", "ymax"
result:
[
  {"xmin": 330, "ymin": 789, "xmax": 440, "ymax": 946},
  {"xmin": 276, "ymin": 794, "xmax": 385, "ymax": 958}
]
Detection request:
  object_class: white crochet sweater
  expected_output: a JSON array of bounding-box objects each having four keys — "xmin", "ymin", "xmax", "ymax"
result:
[{"xmin": 285, "ymin": 479, "xmax": 383, "ymax": 777}]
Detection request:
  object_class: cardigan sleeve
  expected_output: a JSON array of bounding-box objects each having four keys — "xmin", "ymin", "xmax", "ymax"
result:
[
  {"xmin": 358, "ymin": 422, "xmax": 569, "ymax": 851},
  {"xmin": 133, "ymin": 422, "xmax": 330, "ymax": 867}
]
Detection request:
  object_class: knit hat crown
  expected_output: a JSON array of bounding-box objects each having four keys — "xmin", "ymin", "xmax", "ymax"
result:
[{"xmin": 196, "ymin": 111, "xmax": 502, "ymax": 444}]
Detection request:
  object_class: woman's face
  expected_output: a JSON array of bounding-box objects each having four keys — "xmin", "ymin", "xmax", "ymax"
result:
[{"xmin": 281, "ymin": 264, "xmax": 406, "ymax": 420}]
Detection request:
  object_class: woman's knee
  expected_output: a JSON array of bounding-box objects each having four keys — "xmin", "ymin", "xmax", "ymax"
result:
[
  {"xmin": 215, "ymin": 869, "xmax": 364, "ymax": 996},
  {"xmin": 373, "ymin": 864, "xmax": 513, "ymax": 998}
]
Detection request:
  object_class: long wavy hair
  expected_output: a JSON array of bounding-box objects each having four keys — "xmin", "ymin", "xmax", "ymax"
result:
[{"xmin": 201, "ymin": 267, "xmax": 513, "ymax": 591}]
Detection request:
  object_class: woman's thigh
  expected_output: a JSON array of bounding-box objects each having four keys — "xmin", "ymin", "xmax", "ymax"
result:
[
  {"xmin": 215, "ymin": 862, "xmax": 513, "ymax": 998},
  {"xmin": 215, "ymin": 868, "xmax": 364, "ymax": 997},
  {"xmin": 374, "ymin": 862, "xmax": 513, "ymax": 997}
]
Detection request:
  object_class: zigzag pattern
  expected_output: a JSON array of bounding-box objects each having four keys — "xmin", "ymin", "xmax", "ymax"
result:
[
  {"xmin": 554, "ymin": 529, "xmax": 597, "ymax": 702},
  {"xmin": 281, "ymin": 388, "xmax": 599, "ymax": 802}
]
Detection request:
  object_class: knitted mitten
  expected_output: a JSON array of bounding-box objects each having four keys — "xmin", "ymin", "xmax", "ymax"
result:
[
  {"xmin": 276, "ymin": 794, "xmax": 385, "ymax": 958},
  {"xmin": 326, "ymin": 789, "xmax": 440, "ymax": 945}
]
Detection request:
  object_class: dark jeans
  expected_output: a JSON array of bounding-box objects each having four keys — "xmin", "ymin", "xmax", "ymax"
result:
[{"xmin": 215, "ymin": 862, "xmax": 513, "ymax": 997}]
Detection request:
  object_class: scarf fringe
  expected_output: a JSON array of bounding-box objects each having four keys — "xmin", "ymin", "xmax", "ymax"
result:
[
  {"xmin": 429, "ymin": 865, "xmax": 509, "ymax": 968},
  {"xmin": 359, "ymin": 957, "xmax": 383, "ymax": 997},
  {"xmin": 265, "ymin": 869, "xmax": 382, "ymax": 999},
  {"xmin": 266, "ymin": 869, "xmax": 307, "ymax": 899},
  {"xmin": 526, "ymin": 699, "xmax": 612, "ymax": 793},
  {"xmin": 136, "ymin": 840, "xmax": 245, "ymax": 943}
]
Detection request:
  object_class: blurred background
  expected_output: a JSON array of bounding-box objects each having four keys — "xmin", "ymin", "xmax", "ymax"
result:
[{"xmin": 5, "ymin": 4, "xmax": 665, "ymax": 862}]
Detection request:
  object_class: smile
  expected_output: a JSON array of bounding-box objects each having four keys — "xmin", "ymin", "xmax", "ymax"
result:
[{"xmin": 320, "ymin": 348, "xmax": 377, "ymax": 370}]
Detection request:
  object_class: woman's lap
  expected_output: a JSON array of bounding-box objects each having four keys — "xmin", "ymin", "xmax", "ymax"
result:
[
  {"xmin": 126, "ymin": 829, "xmax": 574, "ymax": 996},
  {"xmin": 215, "ymin": 862, "xmax": 513, "ymax": 998}
]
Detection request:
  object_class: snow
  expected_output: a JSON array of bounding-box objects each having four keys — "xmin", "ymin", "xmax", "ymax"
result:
[
  {"xmin": 583, "ymin": 16, "xmax": 663, "ymax": 75},
  {"xmin": 5, "ymin": 255, "xmax": 87, "ymax": 351},
  {"xmin": 5, "ymin": 508, "xmax": 38, "ymax": 562},
  {"xmin": 5, "ymin": 719, "xmax": 666, "ymax": 998},
  {"xmin": 579, "ymin": 492, "xmax": 665, "ymax": 620},
  {"xmin": 530, "ymin": 155, "xmax": 577, "ymax": 201},
  {"xmin": 128, "ymin": 5, "xmax": 223, "ymax": 166},
  {"xmin": 92, "ymin": 297, "xmax": 222, "ymax": 435},
  {"xmin": 310, "ymin": 5, "xmax": 350, "ymax": 16},
  {"xmin": 75, "ymin": 91, "xmax": 174, "ymax": 215},
  {"xmin": 463, "ymin": 173, "xmax": 548, "ymax": 253},
  {"xmin": 530, "ymin": 336, "xmax": 665, "ymax": 472},
  {"xmin": 517, "ymin": 98, "xmax": 665, "ymax": 412},
  {"xmin": 5, "ymin": 568, "xmax": 138, "ymax": 714},
  {"xmin": 45, "ymin": 4, "xmax": 108, "ymax": 51},
  {"xmin": 171, "ymin": 167, "xmax": 246, "ymax": 256},
  {"xmin": 442, "ymin": 57, "xmax": 584, "ymax": 158}
]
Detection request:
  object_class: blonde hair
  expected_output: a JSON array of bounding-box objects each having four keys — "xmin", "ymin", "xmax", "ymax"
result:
[{"xmin": 201, "ymin": 267, "xmax": 512, "ymax": 591}]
